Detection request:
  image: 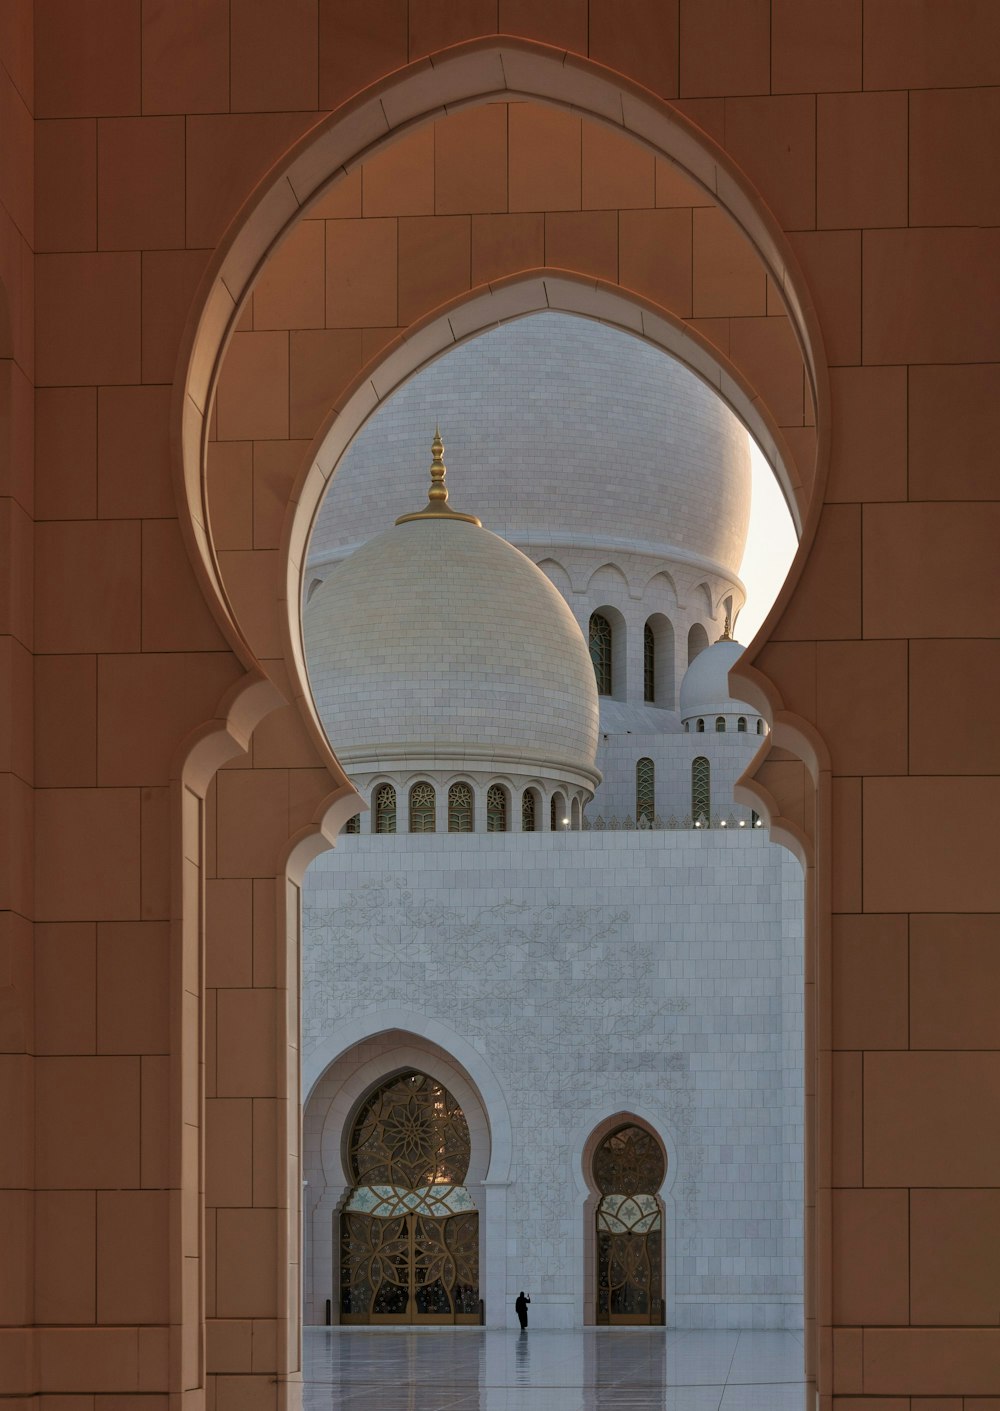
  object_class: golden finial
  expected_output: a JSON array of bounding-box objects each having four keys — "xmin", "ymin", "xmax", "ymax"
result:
[
  {"xmin": 428, "ymin": 424, "xmax": 447, "ymax": 504},
  {"xmin": 395, "ymin": 428, "xmax": 482, "ymax": 527},
  {"xmin": 717, "ymin": 612, "xmax": 733, "ymax": 643}
]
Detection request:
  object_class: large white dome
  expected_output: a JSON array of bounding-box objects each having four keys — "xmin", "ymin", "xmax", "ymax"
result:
[
  {"xmin": 304, "ymin": 506, "xmax": 600, "ymax": 787},
  {"xmin": 309, "ymin": 313, "xmax": 751, "ymax": 576}
]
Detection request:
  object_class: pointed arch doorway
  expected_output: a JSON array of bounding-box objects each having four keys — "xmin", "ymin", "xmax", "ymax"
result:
[
  {"xmin": 593, "ymin": 1124, "xmax": 666, "ymax": 1325},
  {"xmin": 340, "ymin": 1071, "xmax": 481, "ymax": 1324}
]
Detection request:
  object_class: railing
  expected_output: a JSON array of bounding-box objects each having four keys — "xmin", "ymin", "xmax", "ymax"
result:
[
  {"xmin": 582, "ymin": 813, "xmax": 763, "ymax": 831},
  {"xmin": 342, "ymin": 812, "xmax": 766, "ymax": 836}
]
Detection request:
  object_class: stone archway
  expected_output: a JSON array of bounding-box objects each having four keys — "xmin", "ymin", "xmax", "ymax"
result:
[{"xmin": 172, "ymin": 38, "xmax": 831, "ymax": 1408}]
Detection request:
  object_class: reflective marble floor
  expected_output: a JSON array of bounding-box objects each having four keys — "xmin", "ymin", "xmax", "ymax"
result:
[{"xmin": 302, "ymin": 1327, "xmax": 812, "ymax": 1410}]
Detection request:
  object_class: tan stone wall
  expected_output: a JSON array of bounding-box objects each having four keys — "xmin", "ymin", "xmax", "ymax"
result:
[{"xmin": 1, "ymin": 3, "xmax": 998, "ymax": 1406}]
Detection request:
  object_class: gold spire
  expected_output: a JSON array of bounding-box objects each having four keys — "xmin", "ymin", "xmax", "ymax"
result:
[
  {"xmin": 716, "ymin": 612, "xmax": 733, "ymax": 643},
  {"xmin": 395, "ymin": 427, "xmax": 482, "ymax": 527}
]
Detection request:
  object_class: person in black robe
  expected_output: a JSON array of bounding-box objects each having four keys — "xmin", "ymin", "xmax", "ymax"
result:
[{"xmin": 515, "ymin": 1290, "xmax": 530, "ymax": 1330}]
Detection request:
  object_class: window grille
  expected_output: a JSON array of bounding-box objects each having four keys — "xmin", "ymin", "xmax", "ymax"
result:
[
  {"xmin": 643, "ymin": 622, "xmax": 654, "ymax": 702},
  {"xmin": 636, "ymin": 758, "xmax": 655, "ymax": 825},
  {"xmin": 521, "ymin": 790, "xmax": 536, "ymax": 832},
  {"xmin": 589, "ymin": 613, "xmax": 612, "ymax": 695},
  {"xmin": 408, "ymin": 781, "xmax": 436, "ymax": 833},
  {"xmin": 696, "ymin": 718, "xmax": 705, "ymax": 733},
  {"xmin": 448, "ymin": 782, "xmax": 474, "ymax": 832},
  {"xmin": 737, "ymin": 717, "xmax": 747, "ymax": 733},
  {"xmin": 692, "ymin": 756, "xmax": 710, "ymax": 826},
  {"xmin": 486, "ymin": 784, "xmax": 507, "ymax": 832},
  {"xmin": 715, "ymin": 716, "xmax": 726, "ymax": 732},
  {"xmin": 345, "ymin": 813, "xmax": 360, "ymax": 834},
  {"xmin": 374, "ymin": 784, "xmax": 397, "ymax": 834}
]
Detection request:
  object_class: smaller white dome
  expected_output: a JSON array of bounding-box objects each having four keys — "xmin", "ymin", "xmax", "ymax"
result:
[
  {"xmin": 304, "ymin": 498, "xmax": 601, "ymax": 790},
  {"xmin": 679, "ymin": 638, "xmax": 756, "ymax": 722}
]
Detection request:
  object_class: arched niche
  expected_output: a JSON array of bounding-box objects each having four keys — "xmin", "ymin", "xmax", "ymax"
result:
[
  {"xmin": 577, "ymin": 1110, "xmax": 676, "ymax": 1328},
  {"xmin": 303, "ymin": 1030, "xmax": 496, "ymax": 1325}
]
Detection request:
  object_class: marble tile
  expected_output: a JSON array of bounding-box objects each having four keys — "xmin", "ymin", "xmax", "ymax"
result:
[
  {"xmin": 719, "ymin": 1382, "xmax": 809, "ymax": 1411},
  {"xmin": 302, "ymin": 1329, "xmax": 809, "ymax": 1410}
]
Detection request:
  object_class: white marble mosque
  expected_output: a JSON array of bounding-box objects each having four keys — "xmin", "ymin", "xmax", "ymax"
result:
[{"xmin": 299, "ymin": 314, "xmax": 804, "ymax": 1333}]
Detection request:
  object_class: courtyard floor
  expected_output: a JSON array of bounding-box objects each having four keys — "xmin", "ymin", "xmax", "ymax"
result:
[{"xmin": 302, "ymin": 1327, "xmax": 811, "ymax": 1409}]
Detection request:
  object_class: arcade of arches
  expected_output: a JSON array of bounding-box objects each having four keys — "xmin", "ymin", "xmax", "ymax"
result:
[{"xmin": 4, "ymin": 7, "xmax": 1000, "ymax": 1409}]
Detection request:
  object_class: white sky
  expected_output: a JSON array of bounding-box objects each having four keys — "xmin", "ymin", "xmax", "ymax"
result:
[{"xmin": 735, "ymin": 440, "xmax": 799, "ymax": 648}]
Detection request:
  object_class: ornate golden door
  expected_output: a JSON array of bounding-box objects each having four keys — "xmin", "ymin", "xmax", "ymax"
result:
[
  {"xmin": 594, "ymin": 1124, "xmax": 665, "ymax": 1325},
  {"xmin": 340, "ymin": 1071, "xmax": 480, "ymax": 1324}
]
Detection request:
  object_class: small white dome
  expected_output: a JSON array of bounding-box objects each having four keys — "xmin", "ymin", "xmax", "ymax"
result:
[
  {"xmin": 304, "ymin": 511, "xmax": 600, "ymax": 787},
  {"xmin": 679, "ymin": 638, "xmax": 755, "ymax": 721}
]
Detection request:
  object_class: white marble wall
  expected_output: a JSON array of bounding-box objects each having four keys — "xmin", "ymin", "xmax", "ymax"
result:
[
  {"xmin": 588, "ymin": 730, "xmax": 765, "ymax": 824},
  {"xmin": 301, "ymin": 829, "xmax": 803, "ymax": 1330}
]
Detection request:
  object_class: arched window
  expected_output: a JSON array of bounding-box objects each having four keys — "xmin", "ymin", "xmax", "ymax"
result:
[
  {"xmin": 593, "ymin": 1124, "xmax": 665, "ymax": 1325},
  {"xmin": 486, "ymin": 784, "xmax": 507, "ymax": 832},
  {"xmin": 409, "ymin": 781, "xmax": 436, "ymax": 833},
  {"xmin": 448, "ymin": 782, "xmax": 473, "ymax": 832},
  {"xmin": 521, "ymin": 790, "xmax": 536, "ymax": 832},
  {"xmin": 345, "ymin": 813, "xmax": 361, "ymax": 834},
  {"xmin": 550, "ymin": 792, "xmax": 566, "ymax": 831},
  {"xmin": 589, "ymin": 613, "xmax": 612, "ymax": 695},
  {"xmin": 374, "ymin": 784, "xmax": 396, "ymax": 834},
  {"xmin": 696, "ymin": 718, "xmax": 705, "ymax": 733},
  {"xmin": 643, "ymin": 622, "xmax": 654, "ymax": 703},
  {"xmin": 687, "ymin": 621, "xmax": 709, "ymax": 664},
  {"xmin": 737, "ymin": 717, "xmax": 747, "ymax": 733},
  {"xmin": 715, "ymin": 716, "xmax": 726, "ymax": 733},
  {"xmin": 636, "ymin": 758, "xmax": 655, "ymax": 825},
  {"xmin": 692, "ymin": 756, "xmax": 710, "ymax": 826},
  {"xmin": 757, "ymin": 719, "xmax": 765, "ymax": 735},
  {"xmin": 341, "ymin": 1071, "xmax": 479, "ymax": 1324}
]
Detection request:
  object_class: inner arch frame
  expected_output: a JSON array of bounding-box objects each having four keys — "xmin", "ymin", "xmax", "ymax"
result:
[{"xmin": 172, "ymin": 36, "xmax": 830, "ymax": 702}]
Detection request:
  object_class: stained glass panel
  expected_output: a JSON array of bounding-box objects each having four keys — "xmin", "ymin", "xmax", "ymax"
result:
[
  {"xmin": 486, "ymin": 784, "xmax": 507, "ymax": 832},
  {"xmin": 636, "ymin": 758, "xmax": 655, "ymax": 825},
  {"xmin": 374, "ymin": 784, "xmax": 396, "ymax": 833},
  {"xmin": 341, "ymin": 1072, "xmax": 479, "ymax": 1324},
  {"xmin": 593, "ymin": 1124, "xmax": 665, "ymax": 1197},
  {"xmin": 692, "ymin": 756, "xmax": 710, "ymax": 826},
  {"xmin": 593, "ymin": 1124, "xmax": 665, "ymax": 1325},
  {"xmin": 589, "ymin": 613, "xmax": 612, "ymax": 695},
  {"xmin": 349, "ymin": 1071, "xmax": 471, "ymax": 1188},
  {"xmin": 448, "ymin": 782, "xmax": 473, "ymax": 832},
  {"xmin": 409, "ymin": 781, "xmax": 436, "ymax": 832}
]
